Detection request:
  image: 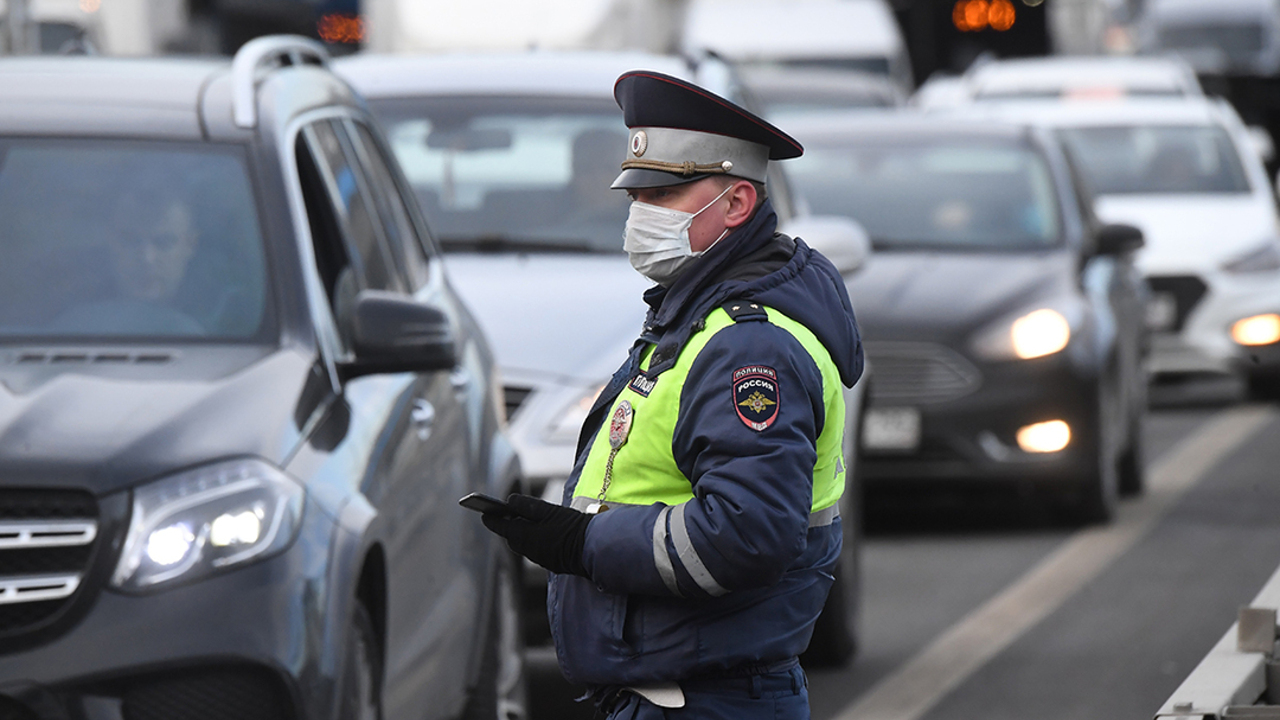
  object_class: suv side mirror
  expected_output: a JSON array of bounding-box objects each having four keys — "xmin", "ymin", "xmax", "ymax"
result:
[
  {"xmin": 1247, "ymin": 125, "xmax": 1274, "ymax": 164},
  {"xmin": 1096, "ymin": 223, "xmax": 1145, "ymax": 256},
  {"xmin": 342, "ymin": 290, "xmax": 457, "ymax": 379},
  {"xmin": 780, "ymin": 215, "xmax": 872, "ymax": 275}
]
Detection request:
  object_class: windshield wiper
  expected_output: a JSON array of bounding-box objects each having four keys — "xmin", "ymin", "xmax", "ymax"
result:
[
  {"xmin": 870, "ymin": 236, "xmax": 1056, "ymax": 251},
  {"xmin": 439, "ymin": 235, "xmax": 608, "ymax": 253}
]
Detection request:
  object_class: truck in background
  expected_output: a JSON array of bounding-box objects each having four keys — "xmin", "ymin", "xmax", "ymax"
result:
[
  {"xmin": 681, "ymin": 0, "xmax": 914, "ymax": 93},
  {"xmin": 2, "ymin": 0, "xmax": 188, "ymax": 55},
  {"xmin": 361, "ymin": 0, "xmax": 687, "ymax": 55}
]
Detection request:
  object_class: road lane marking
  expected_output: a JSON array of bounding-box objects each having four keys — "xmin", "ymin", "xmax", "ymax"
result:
[{"xmin": 831, "ymin": 405, "xmax": 1276, "ymax": 720}]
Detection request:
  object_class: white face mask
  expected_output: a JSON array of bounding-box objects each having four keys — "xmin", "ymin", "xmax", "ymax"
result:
[{"xmin": 623, "ymin": 184, "xmax": 733, "ymax": 285}]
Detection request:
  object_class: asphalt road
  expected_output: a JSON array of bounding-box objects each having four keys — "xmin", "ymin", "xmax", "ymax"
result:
[{"xmin": 529, "ymin": 384, "xmax": 1280, "ymax": 720}]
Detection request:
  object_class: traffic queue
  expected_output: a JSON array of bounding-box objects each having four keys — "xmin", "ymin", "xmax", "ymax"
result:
[{"xmin": 2, "ymin": 3, "xmax": 1280, "ymax": 719}]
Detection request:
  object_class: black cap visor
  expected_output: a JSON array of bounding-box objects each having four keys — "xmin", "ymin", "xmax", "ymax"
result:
[{"xmin": 610, "ymin": 167, "xmax": 711, "ymax": 190}]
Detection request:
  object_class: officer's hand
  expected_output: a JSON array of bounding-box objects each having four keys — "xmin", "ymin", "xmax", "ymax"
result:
[{"xmin": 481, "ymin": 494, "xmax": 591, "ymax": 577}]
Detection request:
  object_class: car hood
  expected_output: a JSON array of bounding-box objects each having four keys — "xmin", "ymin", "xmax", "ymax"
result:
[
  {"xmin": 0, "ymin": 346, "xmax": 316, "ymax": 495},
  {"xmin": 845, "ymin": 250, "xmax": 1075, "ymax": 341},
  {"xmin": 443, "ymin": 253, "xmax": 652, "ymax": 383},
  {"xmin": 1095, "ymin": 194, "xmax": 1279, "ymax": 275}
]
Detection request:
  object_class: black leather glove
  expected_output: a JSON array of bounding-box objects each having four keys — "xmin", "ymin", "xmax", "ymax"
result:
[{"xmin": 481, "ymin": 494, "xmax": 591, "ymax": 577}]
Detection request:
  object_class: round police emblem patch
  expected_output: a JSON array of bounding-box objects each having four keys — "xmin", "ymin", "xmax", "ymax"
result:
[
  {"xmin": 733, "ymin": 366, "xmax": 779, "ymax": 431},
  {"xmin": 631, "ymin": 130, "xmax": 648, "ymax": 157},
  {"xmin": 609, "ymin": 400, "xmax": 633, "ymax": 449}
]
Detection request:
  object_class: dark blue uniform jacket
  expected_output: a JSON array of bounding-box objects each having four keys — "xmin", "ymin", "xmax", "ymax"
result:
[{"xmin": 548, "ymin": 199, "xmax": 863, "ymax": 687}]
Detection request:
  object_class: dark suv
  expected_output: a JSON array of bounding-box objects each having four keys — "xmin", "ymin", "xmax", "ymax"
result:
[{"xmin": 0, "ymin": 36, "xmax": 524, "ymax": 720}]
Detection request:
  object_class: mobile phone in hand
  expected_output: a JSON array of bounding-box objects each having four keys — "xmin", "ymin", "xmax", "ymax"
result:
[{"xmin": 458, "ymin": 492, "xmax": 515, "ymax": 517}]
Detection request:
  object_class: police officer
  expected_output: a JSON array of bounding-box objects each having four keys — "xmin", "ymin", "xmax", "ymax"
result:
[{"xmin": 480, "ymin": 71, "xmax": 863, "ymax": 720}]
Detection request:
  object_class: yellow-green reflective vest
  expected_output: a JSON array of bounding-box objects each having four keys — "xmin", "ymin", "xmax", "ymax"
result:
[{"xmin": 572, "ymin": 305, "xmax": 845, "ymax": 515}]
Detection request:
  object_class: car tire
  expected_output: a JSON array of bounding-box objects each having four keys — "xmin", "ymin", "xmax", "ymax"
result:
[
  {"xmin": 1076, "ymin": 393, "xmax": 1119, "ymax": 524},
  {"xmin": 1117, "ymin": 410, "xmax": 1144, "ymax": 497},
  {"xmin": 1247, "ymin": 370, "xmax": 1280, "ymax": 401},
  {"xmin": 460, "ymin": 549, "xmax": 528, "ymax": 720},
  {"xmin": 338, "ymin": 603, "xmax": 382, "ymax": 720}
]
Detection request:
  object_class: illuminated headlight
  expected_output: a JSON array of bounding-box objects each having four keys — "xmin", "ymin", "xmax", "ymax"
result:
[
  {"xmin": 1232, "ymin": 313, "xmax": 1280, "ymax": 346},
  {"xmin": 1016, "ymin": 420, "xmax": 1071, "ymax": 453},
  {"xmin": 972, "ymin": 306, "xmax": 1076, "ymax": 361},
  {"xmin": 1011, "ymin": 309, "xmax": 1071, "ymax": 359},
  {"xmin": 1222, "ymin": 241, "xmax": 1280, "ymax": 274},
  {"xmin": 111, "ymin": 458, "xmax": 304, "ymax": 592},
  {"xmin": 545, "ymin": 384, "xmax": 606, "ymax": 444}
]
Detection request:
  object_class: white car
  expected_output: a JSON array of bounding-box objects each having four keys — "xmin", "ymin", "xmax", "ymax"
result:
[
  {"xmin": 969, "ymin": 97, "xmax": 1280, "ymax": 394},
  {"xmin": 914, "ymin": 55, "xmax": 1203, "ymax": 108}
]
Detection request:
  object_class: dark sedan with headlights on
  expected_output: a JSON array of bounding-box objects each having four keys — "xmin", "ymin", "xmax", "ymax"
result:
[{"xmin": 785, "ymin": 113, "xmax": 1149, "ymax": 522}]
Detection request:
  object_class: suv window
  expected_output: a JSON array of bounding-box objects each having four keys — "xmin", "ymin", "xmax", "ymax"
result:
[
  {"xmin": 347, "ymin": 120, "xmax": 433, "ymax": 291},
  {"xmin": 305, "ymin": 120, "xmax": 403, "ymax": 293},
  {"xmin": 0, "ymin": 139, "xmax": 271, "ymax": 341}
]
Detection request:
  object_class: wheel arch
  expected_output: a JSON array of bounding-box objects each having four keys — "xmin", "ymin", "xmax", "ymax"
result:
[{"xmin": 356, "ymin": 543, "xmax": 388, "ymax": 667}]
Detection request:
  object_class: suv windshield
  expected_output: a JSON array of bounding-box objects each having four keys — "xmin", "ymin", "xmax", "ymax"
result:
[
  {"xmin": 789, "ymin": 137, "xmax": 1062, "ymax": 250},
  {"xmin": 1059, "ymin": 124, "xmax": 1251, "ymax": 195},
  {"xmin": 370, "ymin": 96, "xmax": 630, "ymax": 253},
  {"xmin": 0, "ymin": 140, "xmax": 271, "ymax": 342}
]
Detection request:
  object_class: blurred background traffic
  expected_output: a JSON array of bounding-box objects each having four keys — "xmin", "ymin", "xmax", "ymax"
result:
[{"xmin": 4, "ymin": 1, "xmax": 1280, "ymax": 719}]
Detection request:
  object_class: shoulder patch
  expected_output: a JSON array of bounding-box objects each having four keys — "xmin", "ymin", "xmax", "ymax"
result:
[
  {"xmin": 733, "ymin": 365, "xmax": 780, "ymax": 431},
  {"xmin": 722, "ymin": 300, "xmax": 768, "ymax": 323}
]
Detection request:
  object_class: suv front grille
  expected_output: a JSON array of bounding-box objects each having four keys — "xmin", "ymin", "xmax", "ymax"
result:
[
  {"xmin": 503, "ymin": 385, "xmax": 534, "ymax": 420},
  {"xmin": 865, "ymin": 341, "xmax": 982, "ymax": 405},
  {"xmin": 120, "ymin": 666, "xmax": 293, "ymax": 720},
  {"xmin": 1146, "ymin": 275, "xmax": 1208, "ymax": 333},
  {"xmin": 0, "ymin": 489, "xmax": 99, "ymax": 638},
  {"xmin": 0, "ymin": 696, "xmax": 38, "ymax": 720}
]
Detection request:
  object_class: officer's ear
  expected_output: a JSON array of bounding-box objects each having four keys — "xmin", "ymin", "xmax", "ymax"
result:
[{"xmin": 723, "ymin": 179, "xmax": 757, "ymax": 229}]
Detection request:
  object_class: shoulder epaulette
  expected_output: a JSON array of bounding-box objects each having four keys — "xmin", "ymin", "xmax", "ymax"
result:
[{"xmin": 722, "ymin": 300, "xmax": 769, "ymax": 323}]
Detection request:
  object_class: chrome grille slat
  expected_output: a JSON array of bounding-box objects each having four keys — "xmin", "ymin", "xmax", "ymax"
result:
[
  {"xmin": 865, "ymin": 341, "xmax": 982, "ymax": 404},
  {"xmin": 0, "ymin": 489, "xmax": 99, "ymax": 634},
  {"xmin": 0, "ymin": 574, "xmax": 81, "ymax": 605},
  {"xmin": 0, "ymin": 520, "xmax": 97, "ymax": 549}
]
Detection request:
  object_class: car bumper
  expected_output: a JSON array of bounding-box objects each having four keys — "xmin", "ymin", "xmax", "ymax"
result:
[
  {"xmin": 862, "ymin": 353, "xmax": 1102, "ymax": 487},
  {"xmin": 1148, "ymin": 269, "xmax": 1280, "ymax": 378},
  {"xmin": 0, "ymin": 495, "xmax": 339, "ymax": 720}
]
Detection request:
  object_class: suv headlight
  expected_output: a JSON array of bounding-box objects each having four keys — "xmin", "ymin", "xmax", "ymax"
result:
[
  {"xmin": 971, "ymin": 304, "xmax": 1079, "ymax": 361},
  {"xmin": 111, "ymin": 458, "xmax": 304, "ymax": 592},
  {"xmin": 1222, "ymin": 241, "xmax": 1280, "ymax": 274},
  {"xmin": 545, "ymin": 383, "xmax": 606, "ymax": 444}
]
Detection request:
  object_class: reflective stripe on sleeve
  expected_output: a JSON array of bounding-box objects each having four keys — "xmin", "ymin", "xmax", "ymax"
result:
[
  {"xmin": 670, "ymin": 502, "xmax": 729, "ymax": 597},
  {"xmin": 809, "ymin": 504, "xmax": 839, "ymax": 528},
  {"xmin": 651, "ymin": 506, "xmax": 681, "ymax": 596}
]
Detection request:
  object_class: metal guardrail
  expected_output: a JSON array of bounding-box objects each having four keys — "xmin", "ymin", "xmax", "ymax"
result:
[
  {"xmin": 1155, "ymin": 563, "xmax": 1280, "ymax": 719},
  {"xmin": 231, "ymin": 35, "xmax": 330, "ymax": 129}
]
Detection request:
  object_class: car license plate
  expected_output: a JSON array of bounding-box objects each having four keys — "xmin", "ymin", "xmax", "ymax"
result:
[
  {"xmin": 1146, "ymin": 292, "xmax": 1177, "ymax": 331},
  {"xmin": 862, "ymin": 407, "xmax": 921, "ymax": 452}
]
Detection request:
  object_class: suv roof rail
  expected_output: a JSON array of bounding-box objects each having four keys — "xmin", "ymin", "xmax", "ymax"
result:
[{"xmin": 232, "ymin": 35, "xmax": 331, "ymax": 129}]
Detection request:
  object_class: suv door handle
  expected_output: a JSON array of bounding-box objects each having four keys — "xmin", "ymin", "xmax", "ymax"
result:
[
  {"xmin": 411, "ymin": 398, "xmax": 435, "ymax": 440},
  {"xmin": 450, "ymin": 367, "xmax": 471, "ymax": 395}
]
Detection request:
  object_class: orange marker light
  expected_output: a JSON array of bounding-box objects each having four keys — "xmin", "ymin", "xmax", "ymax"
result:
[
  {"xmin": 954, "ymin": 0, "xmax": 989, "ymax": 31},
  {"xmin": 989, "ymin": 0, "xmax": 1016, "ymax": 31},
  {"xmin": 953, "ymin": 0, "xmax": 1016, "ymax": 32},
  {"xmin": 318, "ymin": 14, "xmax": 365, "ymax": 44}
]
